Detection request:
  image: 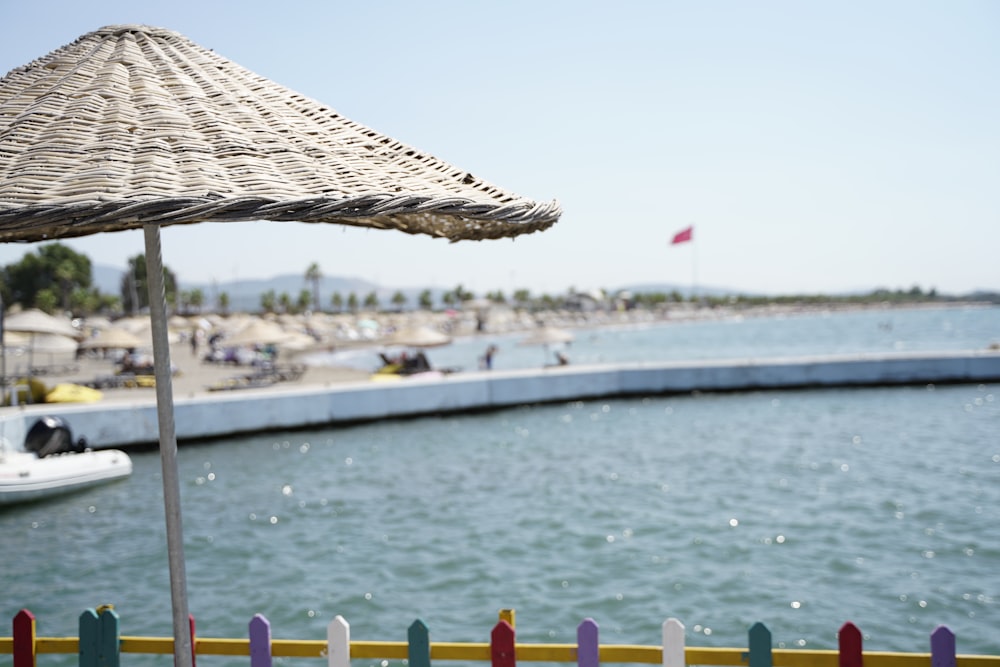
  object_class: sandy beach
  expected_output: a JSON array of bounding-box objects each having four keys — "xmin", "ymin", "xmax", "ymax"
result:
[{"xmin": 8, "ymin": 300, "xmax": 984, "ymax": 406}]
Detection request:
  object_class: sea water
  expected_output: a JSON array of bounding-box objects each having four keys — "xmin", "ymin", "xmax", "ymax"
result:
[{"xmin": 2, "ymin": 306, "xmax": 998, "ymax": 663}]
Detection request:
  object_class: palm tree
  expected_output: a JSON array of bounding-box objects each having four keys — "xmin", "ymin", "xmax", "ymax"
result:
[
  {"xmin": 305, "ymin": 262, "xmax": 322, "ymax": 312},
  {"xmin": 391, "ymin": 290, "xmax": 407, "ymax": 311},
  {"xmin": 418, "ymin": 289, "xmax": 433, "ymax": 311}
]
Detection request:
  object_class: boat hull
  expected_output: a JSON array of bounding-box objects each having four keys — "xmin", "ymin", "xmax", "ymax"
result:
[{"xmin": 0, "ymin": 450, "xmax": 132, "ymax": 505}]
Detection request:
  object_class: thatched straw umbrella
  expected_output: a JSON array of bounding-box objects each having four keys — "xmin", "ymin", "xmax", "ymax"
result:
[{"xmin": 0, "ymin": 24, "xmax": 560, "ymax": 666}]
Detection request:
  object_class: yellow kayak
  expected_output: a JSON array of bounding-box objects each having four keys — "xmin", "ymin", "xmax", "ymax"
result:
[{"xmin": 45, "ymin": 383, "xmax": 103, "ymax": 403}]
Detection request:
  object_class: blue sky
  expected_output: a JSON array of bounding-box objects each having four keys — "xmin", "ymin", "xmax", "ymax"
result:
[{"xmin": 1, "ymin": 1, "xmax": 998, "ymax": 296}]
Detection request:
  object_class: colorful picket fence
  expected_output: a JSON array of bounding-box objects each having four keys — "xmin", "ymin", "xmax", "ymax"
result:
[{"xmin": 2, "ymin": 607, "xmax": 997, "ymax": 667}]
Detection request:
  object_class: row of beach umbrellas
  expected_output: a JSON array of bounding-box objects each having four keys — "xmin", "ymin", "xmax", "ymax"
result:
[{"xmin": 3, "ymin": 308, "xmax": 576, "ymax": 358}]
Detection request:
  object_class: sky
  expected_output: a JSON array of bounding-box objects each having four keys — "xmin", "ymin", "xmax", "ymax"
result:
[{"xmin": 1, "ymin": 1, "xmax": 998, "ymax": 297}]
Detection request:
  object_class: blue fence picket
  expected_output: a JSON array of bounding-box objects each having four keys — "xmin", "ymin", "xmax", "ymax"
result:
[{"xmin": 250, "ymin": 614, "xmax": 272, "ymax": 667}]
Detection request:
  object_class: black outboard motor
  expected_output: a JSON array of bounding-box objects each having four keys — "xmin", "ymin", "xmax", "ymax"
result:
[{"xmin": 25, "ymin": 416, "xmax": 86, "ymax": 457}]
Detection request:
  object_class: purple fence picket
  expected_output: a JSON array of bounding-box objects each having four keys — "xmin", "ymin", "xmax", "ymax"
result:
[
  {"xmin": 250, "ymin": 614, "xmax": 272, "ymax": 667},
  {"xmin": 931, "ymin": 626, "xmax": 956, "ymax": 667},
  {"xmin": 838, "ymin": 622, "xmax": 862, "ymax": 667},
  {"xmin": 492, "ymin": 620, "xmax": 516, "ymax": 667},
  {"xmin": 577, "ymin": 618, "xmax": 599, "ymax": 667}
]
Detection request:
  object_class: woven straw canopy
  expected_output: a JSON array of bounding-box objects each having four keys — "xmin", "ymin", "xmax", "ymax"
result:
[{"xmin": 0, "ymin": 24, "xmax": 561, "ymax": 244}]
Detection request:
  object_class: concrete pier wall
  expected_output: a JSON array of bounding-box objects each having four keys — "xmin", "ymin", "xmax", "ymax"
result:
[{"xmin": 2, "ymin": 351, "xmax": 998, "ymax": 450}]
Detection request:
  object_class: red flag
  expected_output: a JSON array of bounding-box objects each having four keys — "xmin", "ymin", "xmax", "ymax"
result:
[{"xmin": 671, "ymin": 226, "xmax": 693, "ymax": 245}]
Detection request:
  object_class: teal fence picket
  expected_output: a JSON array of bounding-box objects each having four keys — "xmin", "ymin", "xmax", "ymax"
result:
[
  {"xmin": 747, "ymin": 622, "xmax": 772, "ymax": 667},
  {"xmin": 79, "ymin": 607, "xmax": 120, "ymax": 667},
  {"xmin": 409, "ymin": 619, "xmax": 431, "ymax": 667}
]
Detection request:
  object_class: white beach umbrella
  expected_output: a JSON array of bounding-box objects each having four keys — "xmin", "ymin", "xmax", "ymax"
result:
[
  {"xmin": 382, "ymin": 325, "xmax": 453, "ymax": 348},
  {"xmin": 223, "ymin": 318, "xmax": 295, "ymax": 347},
  {"xmin": 4, "ymin": 308, "xmax": 79, "ymax": 339},
  {"xmin": 78, "ymin": 325, "xmax": 145, "ymax": 351},
  {"xmin": 0, "ymin": 24, "xmax": 560, "ymax": 666},
  {"xmin": 518, "ymin": 325, "xmax": 575, "ymax": 365},
  {"xmin": 2, "ymin": 309, "xmax": 80, "ymax": 374},
  {"xmin": 518, "ymin": 325, "xmax": 575, "ymax": 346}
]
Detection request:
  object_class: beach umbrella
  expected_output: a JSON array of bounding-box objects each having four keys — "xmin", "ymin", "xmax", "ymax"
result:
[
  {"xmin": 78, "ymin": 325, "xmax": 145, "ymax": 351},
  {"xmin": 0, "ymin": 24, "xmax": 560, "ymax": 667},
  {"xmin": 382, "ymin": 325, "xmax": 452, "ymax": 348},
  {"xmin": 4, "ymin": 309, "xmax": 79, "ymax": 339},
  {"xmin": 223, "ymin": 318, "xmax": 295, "ymax": 348},
  {"xmin": 518, "ymin": 325, "xmax": 574, "ymax": 365},
  {"xmin": 2, "ymin": 309, "xmax": 80, "ymax": 374},
  {"xmin": 518, "ymin": 325, "xmax": 575, "ymax": 346}
]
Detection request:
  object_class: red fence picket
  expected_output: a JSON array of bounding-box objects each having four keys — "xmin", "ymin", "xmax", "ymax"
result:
[
  {"xmin": 12, "ymin": 609, "xmax": 35, "ymax": 667},
  {"xmin": 839, "ymin": 622, "xmax": 863, "ymax": 667},
  {"xmin": 491, "ymin": 620, "xmax": 516, "ymax": 667}
]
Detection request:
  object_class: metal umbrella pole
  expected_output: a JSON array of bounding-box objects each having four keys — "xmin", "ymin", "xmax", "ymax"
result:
[{"xmin": 143, "ymin": 224, "xmax": 193, "ymax": 667}]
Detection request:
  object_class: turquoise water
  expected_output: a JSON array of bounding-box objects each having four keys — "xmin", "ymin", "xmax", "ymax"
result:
[{"xmin": 2, "ymin": 307, "xmax": 999, "ymax": 663}]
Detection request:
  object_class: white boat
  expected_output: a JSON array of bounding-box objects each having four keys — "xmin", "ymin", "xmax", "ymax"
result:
[{"xmin": 0, "ymin": 448, "xmax": 132, "ymax": 505}]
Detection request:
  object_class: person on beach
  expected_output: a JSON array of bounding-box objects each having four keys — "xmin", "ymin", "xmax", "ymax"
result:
[{"xmin": 480, "ymin": 344, "xmax": 497, "ymax": 370}]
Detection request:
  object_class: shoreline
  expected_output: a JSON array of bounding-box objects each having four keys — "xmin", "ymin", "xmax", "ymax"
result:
[{"xmin": 5, "ymin": 301, "xmax": 995, "ymax": 405}]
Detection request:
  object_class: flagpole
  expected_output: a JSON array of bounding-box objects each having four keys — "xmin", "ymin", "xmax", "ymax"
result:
[{"xmin": 692, "ymin": 234, "xmax": 698, "ymax": 305}]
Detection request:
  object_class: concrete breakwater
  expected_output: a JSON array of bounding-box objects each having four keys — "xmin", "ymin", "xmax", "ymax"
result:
[{"xmin": 2, "ymin": 350, "xmax": 999, "ymax": 450}]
